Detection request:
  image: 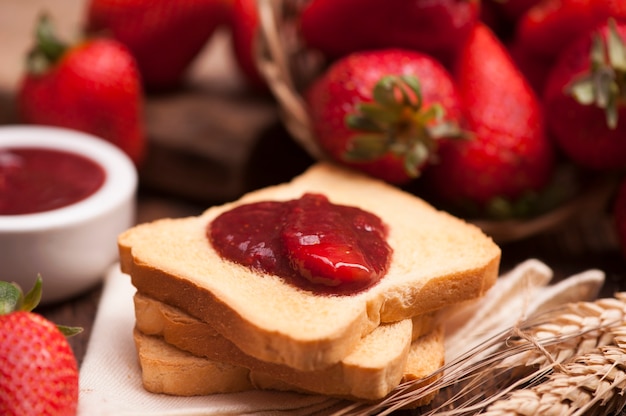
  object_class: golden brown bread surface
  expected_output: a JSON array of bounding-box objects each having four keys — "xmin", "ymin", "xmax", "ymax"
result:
[
  {"xmin": 119, "ymin": 162, "xmax": 500, "ymax": 371},
  {"xmin": 133, "ymin": 292, "xmax": 439, "ymax": 400}
]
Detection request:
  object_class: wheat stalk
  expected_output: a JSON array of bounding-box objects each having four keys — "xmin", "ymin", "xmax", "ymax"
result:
[
  {"xmin": 482, "ymin": 344, "xmax": 626, "ymax": 416},
  {"xmin": 499, "ymin": 295, "xmax": 626, "ymax": 369},
  {"xmin": 481, "ymin": 298, "xmax": 626, "ymax": 416},
  {"xmin": 332, "ymin": 293, "xmax": 626, "ymax": 416}
]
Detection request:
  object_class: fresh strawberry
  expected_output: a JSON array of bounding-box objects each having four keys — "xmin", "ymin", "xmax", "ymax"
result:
[
  {"xmin": 299, "ymin": 0, "xmax": 479, "ymax": 68},
  {"xmin": 230, "ymin": 0, "xmax": 265, "ymax": 89},
  {"xmin": 304, "ymin": 49, "xmax": 465, "ymax": 184},
  {"xmin": 0, "ymin": 277, "xmax": 81, "ymax": 416},
  {"xmin": 511, "ymin": 0, "xmax": 626, "ymax": 94},
  {"xmin": 544, "ymin": 19, "xmax": 626, "ymax": 170},
  {"xmin": 85, "ymin": 0, "xmax": 232, "ymax": 91},
  {"xmin": 18, "ymin": 15, "xmax": 145, "ymax": 166},
  {"xmin": 424, "ymin": 23, "xmax": 555, "ymax": 217}
]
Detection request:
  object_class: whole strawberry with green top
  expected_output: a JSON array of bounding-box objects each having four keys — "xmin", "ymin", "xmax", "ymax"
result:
[
  {"xmin": 0, "ymin": 277, "xmax": 81, "ymax": 416},
  {"xmin": 424, "ymin": 23, "xmax": 555, "ymax": 218},
  {"xmin": 304, "ymin": 49, "xmax": 464, "ymax": 184},
  {"xmin": 18, "ymin": 14, "xmax": 146, "ymax": 166},
  {"xmin": 544, "ymin": 19, "xmax": 626, "ymax": 170}
]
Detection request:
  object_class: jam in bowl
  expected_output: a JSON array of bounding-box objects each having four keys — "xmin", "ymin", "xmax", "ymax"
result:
[{"xmin": 0, "ymin": 126, "xmax": 137, "ymax": 304}]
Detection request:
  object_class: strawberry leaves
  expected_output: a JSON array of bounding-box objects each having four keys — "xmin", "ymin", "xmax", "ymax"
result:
[
  {"xmin": 0, "ymin": 283, "xmax": 21, "ymax": 315},
  {"xmin": 0, "ymin": 276, "xmax": 82, "ymax": 337},
  {"xmin": 0, "ymin": 275, "xmax": 42, "ymax": 315},
  {"xmin": 26, "ymin": 14, "xmax": 68, "ymax": 75},
  {"xmin": 567, "ymin": 19, "xmax": 626, "ymax": 129},
  {"xmin": 345, "ymin": 74, "xmax": 465, "ymax": 178}
]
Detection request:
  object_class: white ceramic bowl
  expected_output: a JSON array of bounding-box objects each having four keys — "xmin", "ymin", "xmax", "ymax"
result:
[{"xmin": 0, "ymin": 126, "xmax": 137, "ymax": 304}]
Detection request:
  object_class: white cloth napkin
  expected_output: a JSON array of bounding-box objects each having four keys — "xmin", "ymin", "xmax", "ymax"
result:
[
  {"xmin": 78, "ymin": 264, "xmax": 341, "ymax": 416},
  {"xmin": 78, "ymin": 260, "xmax": 605, "ymax": 415},
  {"xmin": 443, "ymin": 259, "xmax": 606, "ymax": 362}
]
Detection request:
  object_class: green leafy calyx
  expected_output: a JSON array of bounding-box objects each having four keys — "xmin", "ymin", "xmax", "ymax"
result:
[
  {"xmin": 566, "ymin": 18, "xmax": 626, "ymax": 129},
  {"xmin": 26, "ymin": 13, "xmax": 69, "ymax": 75},
  {"xmin": 0, "ymin": 275, "xmax": 42, "ymax": 314},
  {"xmin": 345, "ymin": 74, "xmax": 466, "ymax": 178},
  {"xmin": 0, "ymin": 275, "xmax": 82, "ymax": 337}
]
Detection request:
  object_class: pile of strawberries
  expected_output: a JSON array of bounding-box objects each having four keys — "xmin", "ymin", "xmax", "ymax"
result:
[
  {"xmin": 14, "ymin": 0, "xmax": 626, "ymax": 254},
  {"xmin": 278, "ymin": 0, "xmax": 626, "ymax": 254},
  {"xmin": 292, "ymin": 1, "xmax": 626, "ymax": 215}
]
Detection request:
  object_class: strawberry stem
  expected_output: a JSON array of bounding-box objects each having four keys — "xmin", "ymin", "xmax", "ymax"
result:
[{"xmin": 26, "ymin": 13, "xmax": 69, "ymax": 75}]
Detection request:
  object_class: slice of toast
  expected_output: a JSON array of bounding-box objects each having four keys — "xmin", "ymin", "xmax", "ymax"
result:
[
  {"xmin": 133, "ymin": 329, "xmax": 254, "ymax": 396},
  {"xmin": 132, "ymin": 325, "xmax": 444, "ymax": 402},
  {"xmin": 119, "ymin": 162, "xmax": 500, "ymax": 371},
  {"xmin": 133, "ymin": 292, "xmax": 439, "ymax": 400}
]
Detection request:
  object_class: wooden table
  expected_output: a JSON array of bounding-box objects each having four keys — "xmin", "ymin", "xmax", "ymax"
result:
[{"xmin": 2, "ymin": 1, "xmax": 626, "ymax": 412}]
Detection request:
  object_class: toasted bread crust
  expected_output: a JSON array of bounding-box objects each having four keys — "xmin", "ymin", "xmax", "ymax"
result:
[{"xmin": 132, "ymin": 325, "xmax": 444, "ymax": 402}]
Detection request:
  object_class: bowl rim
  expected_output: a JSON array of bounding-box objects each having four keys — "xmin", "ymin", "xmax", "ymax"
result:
[{"xmin": 0, "ymin": 125, "xmax": 137, "ymax": 231}]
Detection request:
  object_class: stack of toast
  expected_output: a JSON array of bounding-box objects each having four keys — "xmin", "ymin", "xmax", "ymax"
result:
[{"xmin": 118, "ymin": 162, "xmax": 501, "ymax": 405}]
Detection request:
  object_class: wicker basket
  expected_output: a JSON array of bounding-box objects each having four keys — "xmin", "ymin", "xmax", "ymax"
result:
[
  {"xmin": 252, "ymin": 0, "xmax": 617, "ymax": 243},
  {"xmin": 254, "ymin": 0, "xmax": 323, "ymax": 158}
]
